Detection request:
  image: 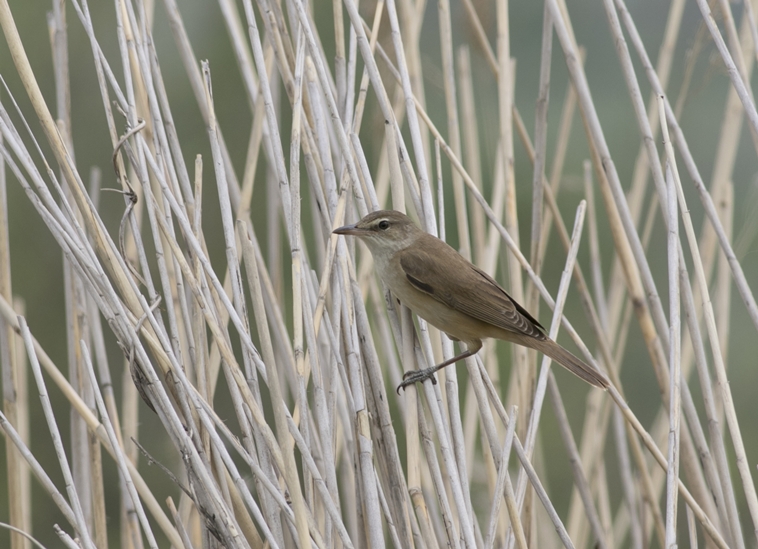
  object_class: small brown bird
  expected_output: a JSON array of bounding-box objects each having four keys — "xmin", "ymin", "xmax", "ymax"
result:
[{"xmin": 334, "ymin": 210, "xmax": 609, "ymax": 393}]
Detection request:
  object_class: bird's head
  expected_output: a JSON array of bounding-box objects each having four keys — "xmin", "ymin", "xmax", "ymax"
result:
[{"xmin": 333, "ymin": 210, "xmax": 422, "ymax": 256}]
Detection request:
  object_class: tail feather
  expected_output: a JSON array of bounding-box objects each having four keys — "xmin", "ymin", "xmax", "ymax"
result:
[{"xmin": 531, "ymin": 337, "xmax": 609, "ymax": 389}]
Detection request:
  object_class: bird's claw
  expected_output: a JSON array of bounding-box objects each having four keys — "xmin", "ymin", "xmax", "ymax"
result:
[{"xmin": 396, "ymin": 370, "xmax": 438, "ymax": 394}]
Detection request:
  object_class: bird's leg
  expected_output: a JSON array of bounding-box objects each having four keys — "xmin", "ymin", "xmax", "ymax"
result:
[{"xmin": 397, "ymin": 348, "xmax": 477, "ymax": 394}]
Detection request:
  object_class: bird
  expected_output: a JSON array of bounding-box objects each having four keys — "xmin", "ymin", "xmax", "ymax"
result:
[{"xmin": 333, "ymin": 209, "xmax": 609, "ymax": 393}]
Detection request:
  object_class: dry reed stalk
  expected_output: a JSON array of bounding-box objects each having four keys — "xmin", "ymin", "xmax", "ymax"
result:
[
  {"xmin": 20, "ymin": 317, "xmax": 98, "ymax": 549},
  {"xmin": 660, "ymin": 100, "xmax": 682, "ymax": 549},
  {"xmin": 0, "ymin": 126, "xmax": 30, "ymax": 549},
  {"xmin": 527, "ymin": 3, "xmax": 552, "ymax": 305},
  {"xmin": 694, "ymin": 0, "xmax": 758, "ymax": 144},
  {"xmin": 484, "ymin": 405, "xmax": 520, "ymax": 549}
]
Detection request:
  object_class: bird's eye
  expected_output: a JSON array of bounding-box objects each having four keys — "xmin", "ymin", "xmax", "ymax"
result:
[{"xmin": 378, "ymin": 220, "xmax": 390, "ymax": 230}]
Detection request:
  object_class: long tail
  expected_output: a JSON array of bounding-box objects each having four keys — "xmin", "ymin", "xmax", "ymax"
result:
[{"xmin": 530, "ymin": 337, "xmax": 609, "ymax": 389}]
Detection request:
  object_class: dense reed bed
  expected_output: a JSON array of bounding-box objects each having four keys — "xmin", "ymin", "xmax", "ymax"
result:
[{"xmin": 1, "ymin": 0, "xmax": 758, "ymax": 547}]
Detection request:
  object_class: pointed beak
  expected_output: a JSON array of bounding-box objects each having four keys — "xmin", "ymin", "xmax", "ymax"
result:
[{"xmin": 333, "ymin": 223, "xmax": 363, "ymax": 236}]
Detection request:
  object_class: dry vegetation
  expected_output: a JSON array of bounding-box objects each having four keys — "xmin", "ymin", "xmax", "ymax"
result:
[{"xmin": 1, "ymin": 0, "xmax": 758, "ymax": 547}]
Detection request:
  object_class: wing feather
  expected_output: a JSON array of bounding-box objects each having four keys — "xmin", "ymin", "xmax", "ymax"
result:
[{"xmin": 398, "ymin": 236, "xmax": 545, "ymax": 339}]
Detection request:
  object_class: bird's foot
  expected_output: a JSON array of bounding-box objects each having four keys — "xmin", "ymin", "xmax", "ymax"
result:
[{"xmin": 396, "ymin": 368, "xmax": 438, "ymax": 394}]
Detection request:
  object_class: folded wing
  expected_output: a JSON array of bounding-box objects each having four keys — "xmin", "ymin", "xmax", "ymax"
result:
[{"xmin": 398, "ymin": 236, "xmax": 546, "ymax": 340}]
